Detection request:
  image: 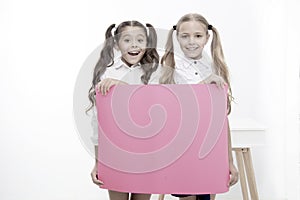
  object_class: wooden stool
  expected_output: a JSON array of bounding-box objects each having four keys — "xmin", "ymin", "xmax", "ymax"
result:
[
  {"xmin": 233, "ymin": 147, "xmax": 259, "ymax": 200},
  {"xmin": 158, "ymin": 148, "xmax": 259, "ymax": 200},
  {"xmin": 158, "ymin": 194, "xmax": 165, "ymax": 200}
]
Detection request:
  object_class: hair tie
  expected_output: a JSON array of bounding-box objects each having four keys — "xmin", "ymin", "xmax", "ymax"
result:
[
  {"xmin": 111, "ymin": 24, "xmax": 117, "ymax": 35},
  {"xmin": 173, "ymin": 25, "xmax": 177, "ymax": 30},
  {"xmin": 208, "ymin": 24, "xmax": 213, "ymax": 30}
]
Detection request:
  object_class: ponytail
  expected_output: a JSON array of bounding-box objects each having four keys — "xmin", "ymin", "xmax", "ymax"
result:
[
  {"xmin": 209, "ymin": 25, "xmax": 233, "ymax": 114},
  {"xmin": 86, "ymin": 24, "xmax": 116, "ymax": 113},
  {"xmin": 159, "ymin": 27, "xmax": 176, "ymax": 84},
  {"xmin": 140, "ymin": 23, "xmax": 159, "ymax": 84},
  {"xmin": 146, "ymin": 23, "xmax": 157, "ymax": 49}
]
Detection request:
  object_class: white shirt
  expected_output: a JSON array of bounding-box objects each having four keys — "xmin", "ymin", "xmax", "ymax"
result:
[
  {"xmin": 174, "ymin": 53, "xmax": 213, "ymax": 84},
  {"xmin": 100, "ymin": 59, "xmax": 144, "ymax": 84},
  {"xmin": 90, "ymin": 58, "xmax": 161, "ymax": 145}
]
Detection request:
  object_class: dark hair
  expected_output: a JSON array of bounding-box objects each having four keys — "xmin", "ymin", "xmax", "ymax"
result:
[{"xmin": 86, "ymin": 21, "xmax": 159, "ymax": 112}]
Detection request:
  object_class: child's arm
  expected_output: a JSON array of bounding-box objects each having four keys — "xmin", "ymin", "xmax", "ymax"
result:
[
  {"xmin": 96, "ymin": 78, "xmax": 128, "ymax": 95},
  {"xmin": 227, "ymin": 120, "xmax": 239, "ymax": 187},
  {"xmin": 90, "ymin": 110, "xmax": 104, "ymax": 186},
  {"xmin": 91, "ymin": 146, "xmax": 104, "ymax": 186}
]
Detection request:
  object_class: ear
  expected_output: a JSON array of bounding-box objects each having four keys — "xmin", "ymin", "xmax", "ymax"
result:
[{"xmin": 205, "ymin": 34, "xmax": 210, "ymax": 45}]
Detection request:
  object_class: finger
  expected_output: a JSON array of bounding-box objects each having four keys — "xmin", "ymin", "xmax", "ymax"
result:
[
  {"xmin": 96, "ymin": 82, "xmax": 101, "ymax": 93},
  {"xmin": 102, "ymin": 83, "xmax": 106, "ymax": 96},
  {"xmin": 214, "ymin": 77, "xmax": 222, "ymax": 88},
  {"xmin": 229, "ymin": 177, "xmax": 234, "ymax": 186},
  {"xmin": 230, "ymin": 178, "xmax": 237, "ymax": 186},
  {"xmin": 100, "ymin": 81, "xmax": 107, "ymax": 96},
  {"xmin": 220, "ymin": 80, "xmax": 225, "ymax": 89},
  {"xmin": 105, "ymin": 80, "xmax": 112, "ymax": 95},
  {"xmin": 98, "ymin": 82, "xmax": 103, "ymax": 95},
  {"xmin": 229, "ymin": 174, "xmax": 238, "ymax": 186},
  {"xmin": 103, "ymin": 80, "xmax": 111, "ymax": 96},
  {"xmin": 216, "ymin": 81, "xmax": 222, "ymax": 89},
  {"xmin": 91, "ymin": 172, "xmax": 104, "ymax": 186},
  {"xmin": 94, "ymin": 178, "xmax": 104, "ymax": 185},
  {"xmin": 228, "ymin": 178, "xmax": 234, "ymax": 187},
  {"xmin": 234, "ymin": 174, "xmax": 239, "ymax": 184},
  {"xmin": 105, "ymin": 80, "xmax": 115, "ymax": 95},
  {"xmin": 101, "ymin": 85, "xmax": 105, "ymax": 96},
  {"xmin": 93, "ymin": 178, "xmax": 104, "ymax": 186},
  {"xmin": 228, "ymin": 175, "xmax": 234, "ymax": 187}
]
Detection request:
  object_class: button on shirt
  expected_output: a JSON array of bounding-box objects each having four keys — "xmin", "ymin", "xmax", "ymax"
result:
[{"xmin": 174, "ymin": 53, "xmax": 213, "ymax": 84}]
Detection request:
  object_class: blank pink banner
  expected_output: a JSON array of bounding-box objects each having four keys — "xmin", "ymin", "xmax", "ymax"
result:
[{"xmin": 96, "ymin": 84, "xmax": 229, "ymax": 194}]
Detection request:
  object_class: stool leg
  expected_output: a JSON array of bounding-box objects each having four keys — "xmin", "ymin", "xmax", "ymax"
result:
[
  {"xmin": 234, "ymin": 148, "xmax": 249, "ymax": 200},
  {"xmin": 243, "ymin": 148, "xmax": 259, "ymax": 200},
  {"xmin": 158, "ymin": 194, "xmax": 165, "ymax": 200}
]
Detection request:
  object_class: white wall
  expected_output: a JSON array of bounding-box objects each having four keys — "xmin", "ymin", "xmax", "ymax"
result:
[{"xmin": 0, "ymin": 0, "xmax": 299, "ymax": 199}]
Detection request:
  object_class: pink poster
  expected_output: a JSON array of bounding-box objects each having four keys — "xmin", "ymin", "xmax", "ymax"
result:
[{"xmin": 96, "ymin": 84, "xmax": 229, "ymax": 194}]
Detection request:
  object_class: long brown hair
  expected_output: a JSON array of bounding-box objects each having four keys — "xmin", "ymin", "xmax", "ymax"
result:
[
  {"xmin": 160, "ymin": 13, "xmax": 233, "ymax": 114},
  {"xmin": 86, "ymin": 21, "xmax": 159, "ymax": 112}
]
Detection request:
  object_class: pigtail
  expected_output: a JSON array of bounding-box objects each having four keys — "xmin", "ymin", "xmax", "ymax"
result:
[
  {"xmin": 146, "ymin": 23, "xmax": 157, "ymax": 49},
  {"xmin": 86, "ymin": 24, "xmax": 116, "ymax": 113},
  {"xmin": 140, "ymin": 23, "xmax": 159, "ymax": 84},
  {"xmin": 210, "ymin": 26, "xmax": 233, "ymax": 114},
  {"xmin": 210, "ymin": 26, "xmax": 226, "ymax": 77},
  {"xmin": 159, "ymin": 27, "xmax": 176, "ymax": 84}
]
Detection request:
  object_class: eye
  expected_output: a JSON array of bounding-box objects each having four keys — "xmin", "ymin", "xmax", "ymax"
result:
[
  {"xmin": 196, "ymin": 34, "xmax": 203, "ymax": 38},
  {"xmin": 138, "ymin": 39, "xmax": 144, "ymax": 43},
  {"xmin": 124, "ymin": 39, "xmax": 130, "ymax": 42},
  {"xmin": 180, "ymin": 35, "xmax": 188, "ymax": 39}
]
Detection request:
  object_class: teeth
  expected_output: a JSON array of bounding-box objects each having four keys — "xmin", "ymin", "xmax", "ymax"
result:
[
  {"xmin": 186, "ymin": 47, "xmax": 198, "ymax": 51},
  {"xmin": 128, "ymin": 51, "xmax": 140, "ymax": 56}
]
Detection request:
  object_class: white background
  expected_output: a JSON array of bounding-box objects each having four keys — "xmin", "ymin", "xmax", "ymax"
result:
[{"xmin": 0, "ymin": 0, "xmax": 299, "ymax": 199}]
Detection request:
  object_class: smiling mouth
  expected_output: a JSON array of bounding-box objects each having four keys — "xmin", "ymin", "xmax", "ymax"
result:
[
  {"xmin": 128, "ymin": 51, "xmax": 141, "ymax": 56},
  {"xmin": 186, "ymin": 46, "xmax": 199, "ymax": 51}
]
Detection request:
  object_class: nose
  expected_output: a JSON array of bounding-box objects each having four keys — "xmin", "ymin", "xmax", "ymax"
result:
[
  {"xmin": 131, "ymin": 40, "xmax": 138, "ymax": 48},
  {"xmin": 188, "ymin": 36, "xmax": 195, "ymax": 44}
]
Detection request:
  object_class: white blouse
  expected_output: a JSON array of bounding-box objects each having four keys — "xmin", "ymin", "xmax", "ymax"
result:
[
  {"xmin": 174, "ymin": 53, "xmax": 213, "ymax": 84},
  {"xmin": 100, "ymin": 59, "xmax": 145, "ymax": 84}
]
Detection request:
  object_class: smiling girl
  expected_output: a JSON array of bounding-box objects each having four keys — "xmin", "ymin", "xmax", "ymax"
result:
[
  {"xmin": 160, "ymin": 13, "xmax": 239, "ymax": 200},
  {"xmin": 87, "ymin": 20, "xmax": 159, "ymax": 200}
]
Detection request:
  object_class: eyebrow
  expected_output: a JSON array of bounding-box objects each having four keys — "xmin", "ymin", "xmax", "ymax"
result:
[
  {"xmin": 121, "ymin": 33, "xmax": 146, "ymax": 38},
  {"xmin": 179, "ymin": 31, "xmax": 205, "ymax": 34},
  {"xmin": 136, "ymin": 34, "xmax": 146, "ymax": 37},
  {"xmin": 179, "ymin": 32, "xmax": 189, "ymax": 35},
  {"xmin": 194, "ymin": 32, "xmax": 205, "ymax": 34}
]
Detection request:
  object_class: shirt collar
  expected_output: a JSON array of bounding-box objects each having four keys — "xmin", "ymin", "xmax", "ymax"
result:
[
  {"xmin": 182, "ymin": 53, "xmax": 212, "ymax": 69},
  {"xmin": 114, "ymin": 58, "xmax": 142, "ymax": 70}
]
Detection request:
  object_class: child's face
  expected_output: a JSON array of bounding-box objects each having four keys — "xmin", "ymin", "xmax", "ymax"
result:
[
  {"xmin": 177, "ymin": 20, "xmax": 209, "ymax": 60},
  {"xmin": 116, "ymin": 26, "xmax": 147, "ymax": 66}
]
